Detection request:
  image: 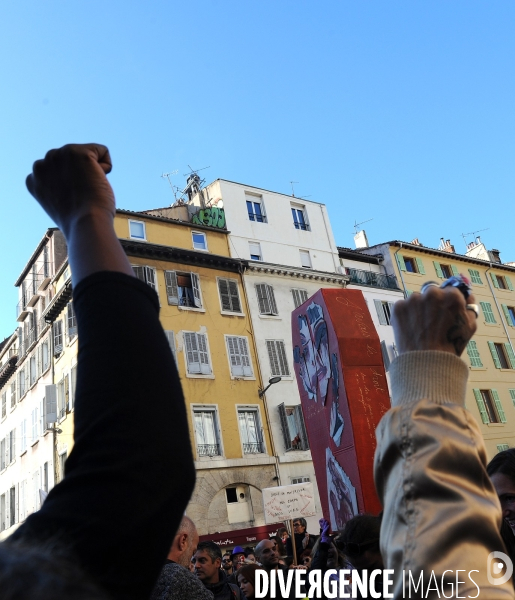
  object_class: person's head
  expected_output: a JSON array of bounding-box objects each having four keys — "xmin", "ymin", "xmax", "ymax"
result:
[
  {"xmin": 299, "ymin": 549, "xmax": 312, "ymax": 568},
  {"xmin": 244, "ymin": 547, "xmax": 256, "ymax": 563},
  {"xmin": 237, "ymin": 564, "xmax": 261, "ymax": 600},
  {"xmin": 167, "ymin": 516, "xmax": 199, "ymax": 568},
  {"xmin": 488, "ymin": 449, "xmax": 515, "ymax": 535},
  {"xmin": 193, "ymin": 541, "xmax": 222, "ymax": 585},
  {"xmin": 277, "ymin": 527, "xmax": 289, "ymax": 542},
  {"xmin": 293, "ymin": 518, "xmax": 307, "ymax": 535},
  {"xmin": 335, "ymin": 515, "xmax": 383, "ymax": 571},
  {"xmin": 231, "ymin": 545, "xmax": 245, "ymax": 570},
  {"xmin": 222, "ymin": 552, "xmax": 233, "ymax": 572},
  {"xmin": 269, "ymin": 535, "xmax": 286, "ymax": 556},
  {"xmin": 255, "ymin": 539, "xmax": 279, "ymax": 569}
]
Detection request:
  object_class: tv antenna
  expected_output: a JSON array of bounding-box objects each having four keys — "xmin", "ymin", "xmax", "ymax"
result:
[
  {"xmin": 353, "ymin": 218, "xmax": 373, "ymax": 234},
  {"xmin": 461, "ymin": 228, "xmax": 489, "ymax": 245},
  {"xmin": 290, "ymin": 181, "xmax": 299, "ymax": 197}
]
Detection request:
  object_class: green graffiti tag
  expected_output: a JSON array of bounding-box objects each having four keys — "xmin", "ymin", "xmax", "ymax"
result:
[{"xmin": 191, "ymin": 206, "xmax": 226, "ymax": 229}]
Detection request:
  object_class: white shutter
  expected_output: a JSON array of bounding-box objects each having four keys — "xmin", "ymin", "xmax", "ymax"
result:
[
  {"xmin": 165, "ymin": 331, "xmax": 177, "ymax": 366},
  {"xmin": 266, "ymin": 285, "xmax": 278, "ymax": 315},
  {"xmin": 164, "ymin": 271, "xmax": 179, "ymax": 305},
  {"xmin": 227, "ymin": 336, "xmax": 243, "ymax": 376},
  {"xmin": 380, "ymin": 340, "xmax": 390, "ymax": 372},
  {"xmin": 219, "ymin": 279, "xmax": 232, "ymax": 311},
  {"xmin": 374, "ymin": 300, "xmax": 387, "ymax": 325},
  {"xmin": 45, "ymin": 385, "xmax": 57, "ymax": 424},
  {"xmin": 190, "ymin": 273, "xmax": 202, "ymax": 308},
  {"xmin": 256, "ymin": 284, "xmax": 270, "ymax": 314},
  {"xmin": 184, "ymin": 332, "xmax": 201, "ymax": 373},
  {"xmin": 228, "ymin": 280, "xmax": 241, "ymax": 312},
  {"xmin": 144, "ymin": 267, "xmax": 157, "ymax": 291},
  {"xmin": 266, "ymin": 340, "xmax": 289, "ymax": 376},
  {"xmin": 292, "ymin": 289, "xmax": 301, "ymax": 308},
  {"xmin": 267, "ymin": 341, "xmax": 281, "ymax": 377},
  {"xmin": 238, "ymin": 338, "xmax": 252, "ymax": 376},
  {"xmin": 132, "ymin": 265, "xmax": 145, "ymax": 281},
  {"xmin": 197, "ymin": 333, "xmax": 211, "ymax": 374}
]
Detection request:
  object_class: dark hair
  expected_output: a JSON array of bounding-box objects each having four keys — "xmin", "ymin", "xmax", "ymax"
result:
[
  {"xmin": 244, "ymin": 546, "xmax": 255, "ymax": 557},
  {"xmin": 196, "ymin": 541, "xmax": 222, "ymax": 562},
  {"xmin": 487, "ymin": 448, "xmax": 515, "ymax": 482},
  {"xmin": 335, "ymin": 515, "xmax": 381, "ymax": 557},
  {"xmin": 237, "ymin": 564, "xmax": 261, "ymax": 590},
  {"xmin": 282, "ymin": 556, "xmax": 294, "ymax": 567},
  {"xmin": 269, "ymin": 536, "xmax": 286, "ymax": 557},
  {"xmin": 223, "ymin": 551, "xmax": 232, "ymax": 558},
  {"xmin": 293, "ymin": 518, "xmax": 307, "ymax": 528},
  {"xmin": 299, "ymin": 549, "xmax": 312, "ymax": 559},
  {"xmin": 277, "ymin": 527, "xmax": 288, "ymax": 538}
]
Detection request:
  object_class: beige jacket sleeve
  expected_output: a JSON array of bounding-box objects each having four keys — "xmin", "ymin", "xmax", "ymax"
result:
[{"xmin": 374, "ymin": 350, "xmax": 515, "ymax": 599}]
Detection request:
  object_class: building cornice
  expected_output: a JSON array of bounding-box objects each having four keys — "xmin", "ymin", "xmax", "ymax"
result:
[
  {"xmin": 246, "ymin": 262, "xmax": 348, "ymax": 284},
  {"xmin": 337, "ymin": 247, "xmax": 382, "ymax": 265},
  {"xmin": 117, "ymin": 208, "xmax": 230, "ymax": 234},
  {"xmin": 15, "ymin": 228, "xmax": 59, "ymax": 287}
]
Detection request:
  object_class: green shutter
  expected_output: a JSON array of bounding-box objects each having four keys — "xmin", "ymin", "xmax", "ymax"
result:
[
  {"xmin": 497, "ymin": 444, "xmax": 510, "ymax": 452},
  {"xmin": 506, "ymin": 276, "xmax": 514, "ymax": 291},
  {"xmin": 501, "ymin": 305, "xmax": 513, "ymax": 326},
  {"xmin": 504, "ymin": 343, "xmax": 515, "ymax": 369},
  {"xmin": 433, "ymin": 261, "xmax": 444, "ymax": 278},
  {"xmin": 480, "ymin": 302, "xmax": 496, "ymax": 324},
  {"xmin": 397, "ymin": 254, "xmax": 406, "ymax": 271},
  {"xmin": 415, "ymin": 258, "xmax": 425, "ymax": 275},
  {"xmin": 488, "ymin": 341, "xmax": 502, "ymax": 369},
  {"xmin": 405, "ymin": 290, "xmax": 413, "ymax": 298},
  {"xmin": 468, "ymin": 269, "xmax": 482, "ymax": 285},
  {"xmin": 509, "ymin": 389, "xmax": 515, "ymax": 407},
  {"xmin": 451, "ymin": 265, "xmax": 460, "ymax": 276},
  {"xmin": 490, "ymin": 273, "xmax": 500, "ymax": 288},
  {"xmin": 473, "ymin": 389, "xmax": 490, "ymax": 424},
  {"xmin": 492, "ymin": 389, "xmax": 507, "ymax": 423},
  {"xmin": 466, "ymin": 341, "xmax": 483, "ymax": 367}
]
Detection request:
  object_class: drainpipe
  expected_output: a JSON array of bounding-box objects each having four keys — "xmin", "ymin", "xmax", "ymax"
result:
[
  {"xmin": 394, "ymin": 243, "xmax": 408, "ymax": 298},
  {"xmin": 319, "ymin": 205, "xmax": 340, "ymax": 274},
  {"xmin": 485, "ymin": 264, "xmax": 515, "ymax": 355}
]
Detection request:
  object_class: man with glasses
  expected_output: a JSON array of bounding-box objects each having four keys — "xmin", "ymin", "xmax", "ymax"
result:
[
  {"xmin": 221, "ymin": 552, "xmax": 233, "ymax": 577},
  {"xmin": 285, "ymin": 518, "xmax": 317, "ymax": 563}
]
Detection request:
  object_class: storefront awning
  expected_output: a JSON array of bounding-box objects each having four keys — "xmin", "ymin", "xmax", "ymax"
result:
[{"xmin": 199, "ymin": 522, "xmax": 285, "ymax": 549}]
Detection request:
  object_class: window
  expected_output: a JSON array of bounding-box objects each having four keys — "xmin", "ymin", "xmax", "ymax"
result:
[
  {"xmin": 30, "ymin": 354, "xmax": 37, "ymax": 387},
  {"xmin": 278, "ymin": 404, "xmax": 309, "ymax": 451},
  {"xmin": 246, "ymin": 195, "xmax": 266, "ymax": 223},
  {"xmin": 8, "ymin": 429, "xmax": 15, "ymax": 463},
  {"xmin": 164, "ymin": 270, "xmax": 202, "ymax": 308},
  {"xmin": 299, "ymin": 250, "xmax": 312, "ymax": 268},
  {"xmin": 20, "ymin": 419, "xmax": 27, "ymax": 453},
  {"xmin": 256, "ymin": 284, "xmax": 278, "ymax": 316},
  {"xmin": 509, "ymin": 389, "xmax": 515, "ymax": 408},
  {"xmin": 292, "ymin": 289, "xmax": 308, "ymax": 308},
  {"xmin": 249, "ymin": 242, "xmax": 262, "ymax": 261},
  {"xmin": 31, "ymin": 408, "xmax": 39, "ymax": 443},
  {"xmin": 433, "ymin": 261, "xmax": 459, "ymax": 279},
  {"xmin": 291, "ymin": 476, "xmax": 311, "ymax": 484},
  {"xmin": 498, "ymin": 444, "xmax": 510, "ymax": 452},
  {"xmin": 19, "ymin": 480, "xmax": 27, "ymax": 522},
  {"xmin": 1, "ymin": 392, "xmax": 5, "ymax": 419},
  {"xmin": 468, "ymin": 269, "xmax": 483, "ymax": 285},
  {"xmin": 193, "ymin": 407, "xmax": 221, "ymax": 456},
  {"xmin": 491, "ymin": 273, "xmax": 514, "ymax": 291},
  {"xmin": 57, "ymin": 376, "xmax": 69, "ymax": 419},
  {"xmin": 218, "ymin": 278, "xmax": 242, "ymax": 313},
  {"xmin": 380, "ymin": 340, "xmax": 391, "ymax": 371},
  {"xmin": 0, "ymin": 494, "xmax": 5, "ymax": 531},
  {"xmin": 9, "ymin": 487, "xmax": 15, "ymax": 527},
  {"xmin": 226, "ymin": 336, "xmax": 253, "ymax": 377},
  {"xmin": 59, "ymin": 451, "xmax": 68, "ymax": 482},
  {"xmin": 226, "ymin": 487, "xmax": 238, "ymax": 503},
  {"xmin": 502, "ymin": 305, "xmax": 515, "ymax": 327},
  {"xmin": 43, "ymin": 462, "xmax": 49, "ymax": 493},
  {"xmin": 183, "ymin": 332, "xmax": 212, "ymax": 375},
  {"xmin": 192, "ymin": 232, "xmax": 207, "ymax": 250},
  {"xmin": 67, "ymin": 302, "xmax": 77, "ymax": 340},
  {"xmin": 0, "ymin": 438, "xmax": 4, "ymax": 470},
  {"xmin": 18, "ymin": 367, "xmax": 28, "ymax": 399},
  {"xmin": 374, "ymin": 300, "xmax": 395, "ymax": 326},
  {"xmin": 10, "ymin": 382, "xmax": 16, "ymax": 408},
  {"xmin": 466, "ymin": 341, "xmax": 483, "ymax": 367},
  {"xmin": 398, "ymin": 256, "xmax": 425, "ymax": 274},
  {"xmin": 129, "ymin": 220, "xmax": 146, "ymax": 240},
  {"xmin": 473, "ymin": 389, "xmax": 506, "ymax": 424},
  {"xmin": 132, "ymin": 265, "xmax": 157, "ymax": 292},
  {"xmin": 42, "ymin": 339, "xmax": 50, "ymax": 372},
  {"xmin": 266, "ymin": 340, "xmax": 290, "ymax": 377},
  {"xmin": 238, "ymin": 408, "xmax": 264, "ymax": 453},
  {"xmin": 53, "ymin": 320, "xmax": 63, "ymax": 356},
  {"xmin": 164, "ymin": 331, "xmax": 177, "ymax": 367},
  {"xmin": 291, "ymin": 206, "xmax": 309, "ymax": 231},
  {"xmin": 488, "ymin": 342, "xmax": 515, "ymax": 369},
  {"xmin": 480, "ymin": 302, "xmax": 496, "ymax": 324}
]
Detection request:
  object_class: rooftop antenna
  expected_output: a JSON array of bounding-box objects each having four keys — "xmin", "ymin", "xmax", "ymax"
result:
[
  {"xmin": 461, "ymin": 228, "xmax": 489, "ymax": 246},
  {"xmin": 290, "ymin": 181, "xmax": 299, "ymax": 197},
  {"xmin": 161, "ymin": 169, "xmax": 179, "ymax": 189},
  {"xmin": 352, "ymin": 218, "xmax": 373, "ymax": 235}
]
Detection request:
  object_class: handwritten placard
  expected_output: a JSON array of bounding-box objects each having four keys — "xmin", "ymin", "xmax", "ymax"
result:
[{"xmin": 262, "ymin": 482, "xmax": 316, "ymax": 524}]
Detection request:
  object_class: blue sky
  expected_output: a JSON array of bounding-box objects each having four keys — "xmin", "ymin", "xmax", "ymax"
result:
[{"xmin": 1, "ymin": 1, "xmax": 514, "ymax": 339}]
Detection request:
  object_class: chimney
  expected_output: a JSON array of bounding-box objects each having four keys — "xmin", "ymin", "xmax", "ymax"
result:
[
  {"xmin": 438, "ymin": 238, "xmax": 455, "ymax": 253},
  {"xmin": 411, "ymin": 238, "xmax": 422, "ymax": 246},
  {"xmin": 354, "ymin": 230, "xmax": 369, "ymax": 249},
  {"xmin": 489, "ymin": 249, "xmax": 501, "ymax": 264}
]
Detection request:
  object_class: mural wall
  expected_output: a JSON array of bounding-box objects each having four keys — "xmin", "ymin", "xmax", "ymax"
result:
[{"xmin": 292, "ymin": 289, "xmax": 390, "ymax": 530}]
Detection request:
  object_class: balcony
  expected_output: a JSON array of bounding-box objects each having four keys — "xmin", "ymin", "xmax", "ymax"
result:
[
  {"xmin": 243, "ymin": 441, "xmax": 265, "ymax": 454},
  {"xmin": 37, "ymin": 262, "xmax": 52, "ymax": 291},
  {"xmin": 16, "ymin": 298, "xmax": 29, "ymax": 322},
  {"xmin": 197, "ymin": 444, "xmax": 221, "ymax": 457},
  {"xmin": 346, "ymin": 268, "xmax": 400, "ymax": 290}
]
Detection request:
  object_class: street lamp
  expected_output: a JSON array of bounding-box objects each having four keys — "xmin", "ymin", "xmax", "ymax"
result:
[{"xmin": 258, "ymin": 376, "xmax": 282, "ymax": 398}]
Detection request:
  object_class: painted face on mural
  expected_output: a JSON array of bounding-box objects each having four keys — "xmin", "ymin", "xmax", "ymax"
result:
[
  {"xmin": 327, "ymin": 449, "xmax": 358, "ymax": 530},
  {"xmin": 314, "ymin": 320, "xmax": 331, "ymax": 402},
  {"xmin": 297, "ymin": 315, "xmax": 318, "ymax": 401}
]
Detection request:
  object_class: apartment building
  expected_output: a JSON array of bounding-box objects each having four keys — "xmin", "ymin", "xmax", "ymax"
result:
[{"xmin": 360, "ymin": 236, "xmax": 515, "ymax": 458}]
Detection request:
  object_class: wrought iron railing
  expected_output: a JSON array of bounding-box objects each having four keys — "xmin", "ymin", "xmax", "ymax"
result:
[
  {"xmin": 197, "ymin": 444, "xmax": 221, "ymax": 457},
  {"xmin": 243, "ymin": 442, "xmax": 264, "ymax": 454},
  {"xmin": 346, "ymin": 268, "xmax": 400, "ymax": 290}
]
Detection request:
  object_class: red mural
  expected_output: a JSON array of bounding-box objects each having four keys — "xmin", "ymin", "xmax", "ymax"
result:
[{"xmin": 292, "ymin": 289, "xmax": 390, "ymax": 529}]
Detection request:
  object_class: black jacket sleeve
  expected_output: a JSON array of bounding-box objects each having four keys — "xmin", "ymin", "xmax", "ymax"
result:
[{"xmin": 10, "ymin": 272, "xmax": 196, "ymax": 600}]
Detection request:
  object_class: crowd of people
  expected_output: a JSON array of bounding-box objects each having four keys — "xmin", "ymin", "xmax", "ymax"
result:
[{"xmin": 1, "ymin": 143, "xmax": 515, "ymax": 599}]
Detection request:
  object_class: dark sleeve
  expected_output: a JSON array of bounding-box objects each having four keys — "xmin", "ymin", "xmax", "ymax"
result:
[
  {"xmin": 309, "ymin": 541, "xmax": 329, "ymax": 572},
  {"xmin": 285, "ymin": 537, "xmax": 293, "ymax": 556},
  {"xmin": 10, "ymin": 272, "xmax": 196, "ymax": 600}
]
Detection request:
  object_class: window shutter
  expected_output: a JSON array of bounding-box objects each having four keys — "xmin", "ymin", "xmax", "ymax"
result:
[
  {"xmin": 405, "ymin": 290, "xmax": 413, "ymax": 297},
  {"xmin": 466, "ymin": 341, "xmax": 483, "ymax": 367},
  {"xmin": 227, "ymin": 280, "xmax": 241, "ymax": 312},
  {"xmin": 267, "ymin": 341, "xmax": 281, "ymax": 377},
  {"xmin": 292, "ymin": 289, "xmax": 301, "ymax": 308},
  {"xmin": 184, "ymin": 332, "xmax": 200, "ymax": 373},
  {"xmin": 397, "ymin": 255, "xmax": 406, "ymax": 271},
  {"xmin": 256, "ymin": 284, "xmax": 270, "ymax": 314},
  {"xmin": 488, "ymin": 341, "xmax": 502, "ymax": 369},
  {"xmin": 451, "ymin": 265, "xmax": 460, "ymax": 276},
  {"xmin": 238, "ymin": 337, "xmax": 252, "ymax": 376},
  {"xmin": 197, "ymin": 333, "xmax": 211, "ymax": 374},
  {"xmin": 491, "ymin": 389, "xmax": 507, "ymax": 423},
  {"xmin": 480, "ymin": 302, "xmax": 496, "ymax": 324},
  {"xmin": 70, "ymin": 365, "xmax": 77, "ymax": 409},
  {"xmin": 132, "ymin": 265, "xmax": 144, "ymax": 281},
  {"xmin": 165, "ymin": 331, "xmax": 177, "ymax": 366},
  {"xmin": 266, "ymin": 285, "xmax": 278, "ymax": 315},
  {"xmin": 191, "ymin": 273, "xmax": 202, "ymax": 308},
  {"xmin": 219, "ymin": 279, "xmax": 232, "ymax": 311},
  {"xmin": 506, "ymin": 276, "xmax": 514, "ymax": 291},
  {"xmin": 501, "ymin": 305, "xmax": 513, "ymax": 326},
  {"xmin": 433, "ymin": 262, "xmax": 444, "ymax": 279},
  {"xmin": 490, "ymin": 273, "xmax": 500, "ymax": 289},
  {"xmin": 227, "ymin": 336, "xmax": 243, "ymax": 376},
  {"xmin": 468, "ymin": 269, "xmax": 482, "ymax": 285},
  {"xmin": 278, "ymin": 403, "xmax": 292, "ymax": 451},
  {"xmin": 387, "ymin": 302, "xmax": 395, "ymax": 321},
  {"xmin": 509, "ymin": 389, "xmax": 515, "ymax": 407},
  {"xmin": 504, "ymin": 343, "xmax": 515, "ymax": 369},
  {"xmin": 473, "ymin": 389, "xmax": 489, "ymax": 424},
  {"xmin": 374, "ymin": 300, "xmax": 387, "ymax": 325},
  {"xmin": 36, "ymin": 345, "xmax": 42, "ymax": 378},
  {"xmin": 144, "ymin": 267, "xmax": 157, "ymax": 291},
  {"xmin": 164, "ymin": 271, "xmax": 179, "ymax": 305},
  {"xmin": 295, "ymin": 405, "xmax": 309, "ymax": 450},
  {"xmin": 415, "ymin": 258, "xmax": 425, "ymax": 275},
  {"xmin": 380, "ymin": 340, "xmax": 390, "ymax": 372},
  {"xmin": 497, "ymin": 444, "xmax": 510, "ymax": 452}
]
